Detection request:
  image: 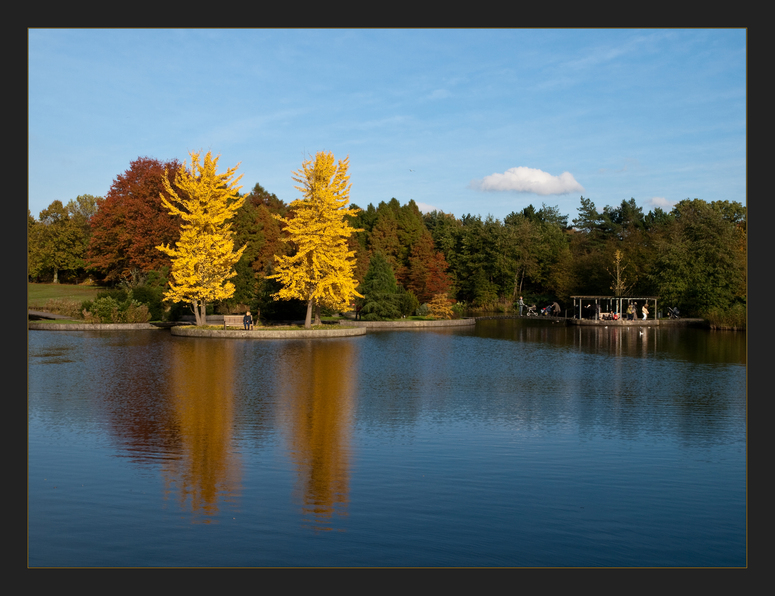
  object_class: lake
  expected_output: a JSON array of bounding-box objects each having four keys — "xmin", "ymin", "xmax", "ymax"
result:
[{"xmin": 28, "ymin": 319, "xmax": 746, "ymax": 567}]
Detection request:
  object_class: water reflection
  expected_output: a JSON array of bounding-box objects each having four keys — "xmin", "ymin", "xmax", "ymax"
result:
[
  {"xmin": 275, "ymin": 340, "xmax": 358, "ymax": 531},
  {"xmin": 28, "ymin": 322, "xmax": 745, "ymax": 566},
  {"xmin": 475, "ymin": 319, "xmax": 746, "ymax": 366},
  {"xmin": 163, "ymin": 339, "xmax": 242, "ymax": 522}
]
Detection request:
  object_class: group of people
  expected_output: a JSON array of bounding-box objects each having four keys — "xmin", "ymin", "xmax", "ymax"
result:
[
  {"xmin": 518, "ymin": 297, "xmax": 560, "ymax": 317},
  {"xmin": 626, "ymin": 303, "xmax": 649, "ymax": 321},
  {"xmin": 576, "ymin": 301, "xmax": 651, "ymax": 320},
  {"xmin": 513, "ymin": 297, "xmax": 656, "ymax": 321}
]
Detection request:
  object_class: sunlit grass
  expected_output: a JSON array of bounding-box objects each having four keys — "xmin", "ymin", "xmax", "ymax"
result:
[
  {"xmin": 29, "ymin": 318, "xmax": 86, "ymax": 324},
  {"xmin": 28, "ymin": 283, "xmax": 101, "ymax": 308}
]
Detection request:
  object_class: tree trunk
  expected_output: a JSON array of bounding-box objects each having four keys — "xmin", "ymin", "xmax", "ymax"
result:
[
  {"xmin": 313, "ymin": 303, "xmax": 321, "ymax": 326},
  {"xmin": 305, "ymin": 299, "xmax": 313, "ymax": 329},
  {"xmin": 192, "ymin": 299, "xmax": 202, "ymax": 326},
  {"xmin": 199, "ymin": 299, "xmax": 207, "ymax": 326}
]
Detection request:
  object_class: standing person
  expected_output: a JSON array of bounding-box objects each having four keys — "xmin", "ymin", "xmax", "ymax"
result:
[
  {"xmin": 518, "ymin": 296, "xmax": 524, "ymax": 316},
  {"xmin": 243, "ymin": 311, "xmax": 253, "ymax": 330},
  {"xmin": 552, "ymin": 301, "xmax": 561, "ymax": 317},
  {"xmin": 641, "ymin": 304, "xmax": 649, "ymax": 320},
  {"xmin": 627, "ymin": 302, "xmax": 634, "ymax": 321}
]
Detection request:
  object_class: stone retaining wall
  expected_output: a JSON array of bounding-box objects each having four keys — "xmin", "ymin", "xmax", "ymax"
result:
[
  {"xmin": 340, "ymin": 318, "xmax": 476, "ymax": 328},
  {"xmin": 28, "ymin": 322, "xmax": 162, "ymax": 330},
  {"xmin": 171, "ymin": 326, "xmax": 367, "ymax": 339}
]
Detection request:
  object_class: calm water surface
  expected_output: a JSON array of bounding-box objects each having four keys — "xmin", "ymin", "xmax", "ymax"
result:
[{"xmin": 28, "ymin": 320, "xmax": 746, "ymax": 567}]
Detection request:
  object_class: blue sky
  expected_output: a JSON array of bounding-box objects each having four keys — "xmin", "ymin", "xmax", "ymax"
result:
[{"xmin": 28, "ymin": 29, "xmax": 746, "ymax": 223}]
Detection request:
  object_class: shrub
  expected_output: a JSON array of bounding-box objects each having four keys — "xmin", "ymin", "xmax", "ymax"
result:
[
  {"xmin": 96, "ymin": 288, "xmax": 129, "ymax": 303},
  {"xmin": 428, "ymin": 294, "xmax": 454, "ymax": 320},
  {"xmin": 451, "ymin": 301, "xmax": 466, "ymax": 318},
  {"xmin": 360, "ymin": 293, "xmax": 402, "ymax": 320},
  {"xmin": 81, "ymin": 294, "xmax": 150, "ymax": 323},
  {"xmin": 131, "ymin": 285, "xmax": 164, "ymax": 320},
  {"xmin": 703, "ymin": 302, "xmax": 746, "ymax": 330},
  {"xmin": 88, "ymin": 296, "xmax": 121, "ymax": 323},
  {"xmin": 123, "ymin": 302, "xmax": 151, "ymax": 323},
  {"xmin": 397, "ymin": 289, "xmax": 420, "ymax": 317}
]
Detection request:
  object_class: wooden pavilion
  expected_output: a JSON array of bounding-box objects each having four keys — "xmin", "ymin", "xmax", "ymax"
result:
[{"xmin": 570, "ymin": 295, "xmax": 659, "ymax": 322}]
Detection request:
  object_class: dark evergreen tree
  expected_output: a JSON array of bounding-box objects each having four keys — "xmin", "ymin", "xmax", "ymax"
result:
[{"xmin": 358, "ymin": 252, "xmax": 402, "ymax": 320}]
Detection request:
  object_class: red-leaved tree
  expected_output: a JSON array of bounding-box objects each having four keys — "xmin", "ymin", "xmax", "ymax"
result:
[
  {"xmin": 406, "ymin": 232, "xmax": 453, "ymax": 303},
  {"xmin": 88, "ymin": 157, "xmax": 183, "ymax": 282}
]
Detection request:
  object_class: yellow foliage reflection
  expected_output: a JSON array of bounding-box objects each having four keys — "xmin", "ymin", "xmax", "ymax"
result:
[
  {"xmin": 276, "ymin": 339, "xmax": 357, "ymax": 531},
  {"xmin": 163, "ymin": 339, "xmax": 241, "ymax": 522}
]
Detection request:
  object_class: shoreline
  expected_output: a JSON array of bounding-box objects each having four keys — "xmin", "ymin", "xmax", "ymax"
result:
[
  {"xmin": 28, "ymin": 322, "xmax": 163, "ymax": 330},
  {"xmin": 171, "ymin": 325, "xmax": 367, "ymax": 339},
  {"xmin": 339, "ymin": 318, "xmax": 476, "ymax": 328}
]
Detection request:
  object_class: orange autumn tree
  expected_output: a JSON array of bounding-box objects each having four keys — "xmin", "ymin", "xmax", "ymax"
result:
[
  {"xmin": 269, "ymin": 151, "xmax": 362, "ymax": 329},
  {"xmin": 406, "ymin": 232, "xmax": 453, "ymax": 303}
]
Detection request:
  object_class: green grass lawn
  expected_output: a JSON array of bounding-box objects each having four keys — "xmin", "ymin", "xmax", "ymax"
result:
[
  {"xmin": 28, "ymin": 283, "xmax": 102, "ymax": 308},
  {"xmin": 29, "ymin": 318, "xmax": 90, "ymax": 324}
]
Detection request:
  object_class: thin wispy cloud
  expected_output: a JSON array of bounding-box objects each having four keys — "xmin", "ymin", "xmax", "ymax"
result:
[
  {"xmin": 472, "ymin": 167, "xmax": 585, "ymax": 196},
  {"xmin": 426, "ymin": 89, "xmax": 451, "ymax": 100},
  {"xmin": 598, "ymin": 158, "xmax": 641, "ymax": 175}
]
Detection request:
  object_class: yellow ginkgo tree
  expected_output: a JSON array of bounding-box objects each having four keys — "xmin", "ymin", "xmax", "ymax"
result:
[
  {"xmin": 269, "ymin": 151, "xmax": 362, "ymax": 329},
  {"xmin": 156, "ymin": 151, "xmax": 247, "ymax": 326}
]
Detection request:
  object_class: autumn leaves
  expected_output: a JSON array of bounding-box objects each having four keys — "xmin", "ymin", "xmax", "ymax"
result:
[
  {"xmin": 267, "ymin": 153, "xmax": 363, "ymax": 329},
  {"xmin": 156, "ymin": 152, "xmax": 248, "ymax": 326},
  {"xmin": 157, "ymin": 150, "xmax": 362, "ymax": 328}
]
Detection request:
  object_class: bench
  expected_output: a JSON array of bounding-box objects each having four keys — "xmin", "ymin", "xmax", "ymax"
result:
[{"xmin": 223, "ymin": 315, "xmax": 250, "ymax": 328}]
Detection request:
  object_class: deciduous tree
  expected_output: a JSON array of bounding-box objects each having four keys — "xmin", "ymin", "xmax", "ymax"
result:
[
  {"xmin": 406, "ymin": 232, "xmax": 453, "ymax": 303},
  {"xmin": 29, "ymin": 200, "xmax": 87, "ymax": 283},
  {"xmin": 88, "ymin": 157, "xmax": 183, "ymax": 281},
  {"xmin": 269, "ymin": 152, "xmax": 362, "ymax": 328},
  {"xmin": 607, "ymin": 249, "xmax": 636, "ymax": 298},
  {"xmin": 649, "ymin": 199, "xmax": 745, "ymax": 315},
  {"xmin": 156, "ymin": 151, "xmax": 247, "ymax": 326}
]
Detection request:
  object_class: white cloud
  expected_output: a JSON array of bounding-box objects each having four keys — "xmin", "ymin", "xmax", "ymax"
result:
[
  {"xmin": 415, "ymin": 202, "xmax": 437, "ymax": 213},
  {"xmin": 644, "ymin": 196, "xmax": 678, "ymax": 210},
  {"xmin": 472, "ymin": 166, "xmax": 584, "ymax": 196}
]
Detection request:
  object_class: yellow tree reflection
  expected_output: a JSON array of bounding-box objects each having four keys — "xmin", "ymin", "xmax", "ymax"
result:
[
  {"xmin": 276, "ymin": 339, "xmax": 357, "ymax": 531},
  {"xmin": 163, "ymin": 339, "xmax": 242, "ymax": 522}
]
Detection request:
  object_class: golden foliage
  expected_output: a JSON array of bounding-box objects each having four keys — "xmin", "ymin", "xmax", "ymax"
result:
[
  {"xmin": 156, "ymin": 151, "xmax": 247, "ymax": 324},
  {"xmin": 428, "ymin": 293, "xmax": 454, "ymax": 320},
  {"xmin": 269, "ymin": 152, "xmax": 363, "ymax": 323}
]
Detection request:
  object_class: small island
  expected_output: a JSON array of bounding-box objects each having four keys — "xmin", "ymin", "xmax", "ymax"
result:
[{"xmin": 171, "ymin": 325, "xmax": 366, "ymax": 339}]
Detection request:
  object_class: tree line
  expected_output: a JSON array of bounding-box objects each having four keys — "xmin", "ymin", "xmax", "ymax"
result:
[{"xmin": 28, "ymin": 155, "xmax": 746, "ymax": 320}]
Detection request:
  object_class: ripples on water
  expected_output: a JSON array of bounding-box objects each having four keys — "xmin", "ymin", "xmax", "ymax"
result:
[{"xmin": 28, "ymin": 322, "xmax": 746, "ymax": 566}]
